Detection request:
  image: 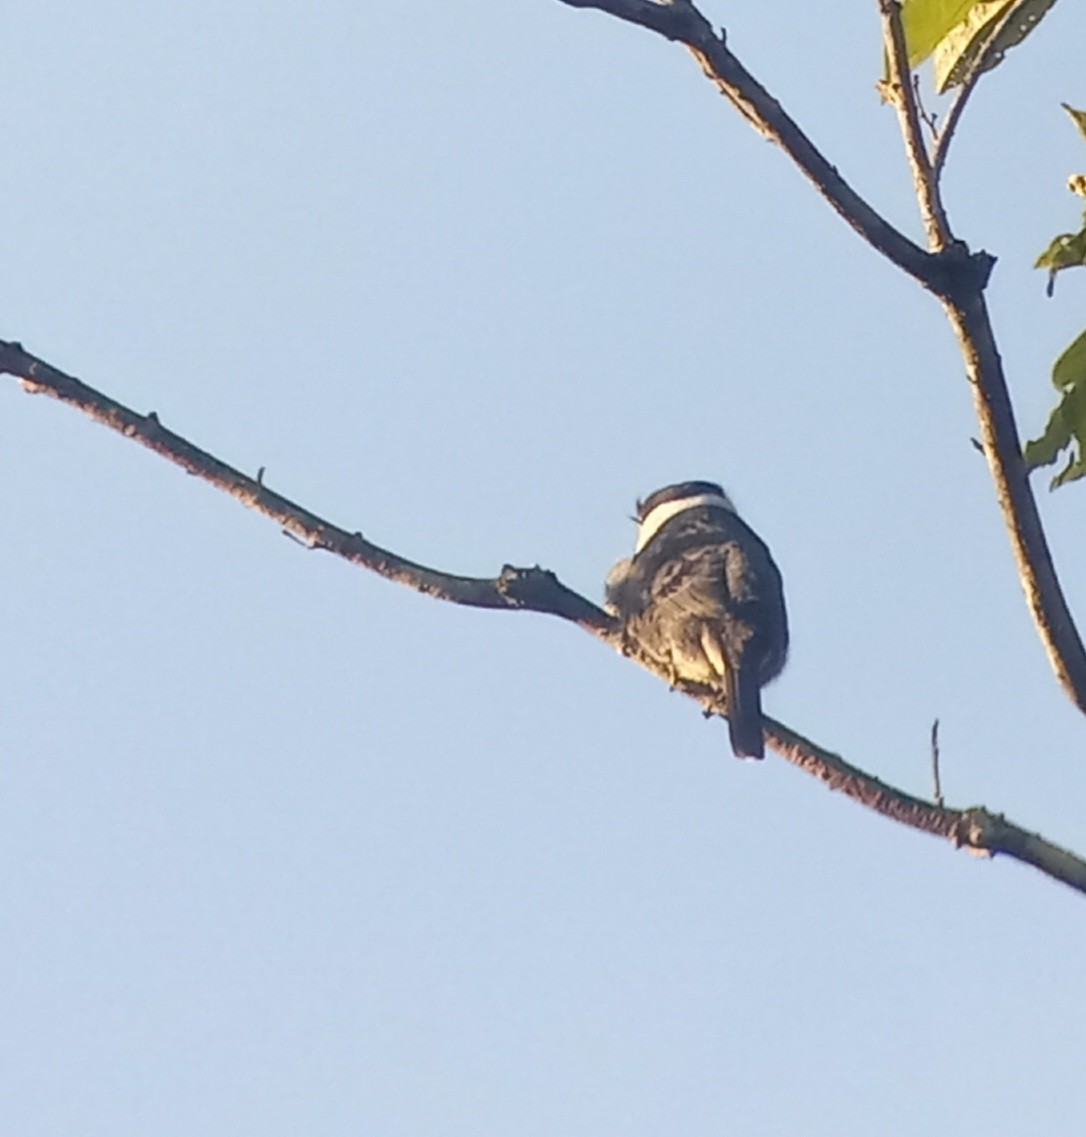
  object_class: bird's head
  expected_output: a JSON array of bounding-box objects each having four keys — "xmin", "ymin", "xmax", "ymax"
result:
[{"xmin": 633, "ymin": 480, "xmax": 736, "ymax": 552}]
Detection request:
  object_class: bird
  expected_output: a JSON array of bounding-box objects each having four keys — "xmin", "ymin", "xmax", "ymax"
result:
[{"xmin": 604, "ymin": 480, "xmax": 788, "ymax": 759}]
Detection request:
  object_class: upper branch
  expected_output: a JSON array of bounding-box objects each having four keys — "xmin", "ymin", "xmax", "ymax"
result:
[
  {"xmin": 557, "ymin": 0, "xmax": 950, "ymax": 292},
  {"xmin": 3, "ymin": 337, "xmax": 1084, "ymax": 895},
  {"xmin": 877, "ymin": 0, "xmax": 952, "ymax": 249},
  {"xmin": 876, "ymin": 0, "xmax": 1086, "ymax": 715}
]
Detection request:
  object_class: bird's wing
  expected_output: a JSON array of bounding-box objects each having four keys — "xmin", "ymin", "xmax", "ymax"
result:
[{"xmin": 648, "ymin": 541, "xmax": 756, "ymax": 618}]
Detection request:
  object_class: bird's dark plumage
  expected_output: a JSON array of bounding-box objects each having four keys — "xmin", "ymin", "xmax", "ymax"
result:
[{"xmin": 606, "ymin": 483, "xmax": 788, "ymax": 759}]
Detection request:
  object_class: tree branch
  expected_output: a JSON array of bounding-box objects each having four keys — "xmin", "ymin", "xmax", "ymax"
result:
[
  {"xmin": 4, "ymin": 338, "xmax": 1084, "ymax": 895},
  {"xmin": 877, "ymin": 0, "xmax": 951, "ymax": 249},
  {"xmin": 865, "ymin": 1, "xmax": 1082, "ymax": 704},
  {"xmin": 940, "ymin": 295, "xmax": 1086, "ymax": 712},
  {"xmin": 556, "ymin": 0, "xmax": 949, "ymax": 293},
  {"xmin": 766, "ymin": 719, "xmax": 1086, "ymax": 895},
  {"xmin": 0, "ymin": 341, "xmax": 613, "ymax": 636},
  {"xmin": 873, "ymin": 0, "xmax": 1086, "ymax": 712}
]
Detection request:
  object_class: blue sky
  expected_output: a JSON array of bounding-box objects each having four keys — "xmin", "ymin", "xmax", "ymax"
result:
[{"xmin": 3, "ymin": 1, "xmax": 1085, "ymax": 1133}]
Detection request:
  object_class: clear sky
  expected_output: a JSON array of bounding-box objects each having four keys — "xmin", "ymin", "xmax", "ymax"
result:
[{"xmin": 3, "ymin": 1, "xmax": 1085, "ymax": 1134}]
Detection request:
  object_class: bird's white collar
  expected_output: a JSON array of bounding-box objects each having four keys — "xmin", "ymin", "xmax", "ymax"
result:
[{"xmin": 635, "ymin": 492, "xmax": 735, "ymax": 553}]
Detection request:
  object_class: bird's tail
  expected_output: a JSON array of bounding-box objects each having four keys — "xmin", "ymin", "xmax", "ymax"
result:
[{"xmin": 725, "ymin": 661, "xmax": 765, "ymax": 760}]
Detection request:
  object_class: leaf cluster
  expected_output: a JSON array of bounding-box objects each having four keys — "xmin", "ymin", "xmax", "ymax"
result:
[{"xmin": 1026, "ymin": 105, "xmax": 1086, "ymax": 488}]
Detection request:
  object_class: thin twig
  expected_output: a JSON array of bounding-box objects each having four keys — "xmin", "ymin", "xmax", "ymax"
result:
[
  {"xmin": 912, "ymin": 74, "xmax": 939, "ymax": 141},
  {"xmin": 3, "ymin": 338, "xmax": 1085, "ymax": 894},
  {"xmin": 931, "ymin": 718, "xmax": 943, "ymax": 806},
  {"xmin": 931, "ymin": 2, "xmax": 1025, "ymax": 178},
  {"xmin": 932, "ymin": 71, "xmax": 979, "ymax": 180},
  {"xmin": 877, "ymin": 0, "xmax": 951, "ymax": 249}
]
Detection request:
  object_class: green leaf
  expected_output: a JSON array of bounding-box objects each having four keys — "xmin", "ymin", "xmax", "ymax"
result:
[
  {"xmin": 1034, "ymin": 208, "xmax": 1086, "ymax": 294},
  {"xmin": 1025, "ymin": 328, "xmax": 1086, "ymax": 489},
  {"xmin": 933, "ymin": 0, "xmax": 1060, "ymax": 92},
  {"xmin": 901, "ymin": 0, "xmax": 988, "ymax": 66},
  {"xmin": 1053, "ymin": 327, "xmax": 1086, "ymax": 390},
  {"xmin": 1062, "ymin": 103, "xmax": 1086, "ymax": 143},
  {"xmin": 1035, "ymin": 224, "xmax": 1086, "ymax": 273},
  {"xmin": 932, "ymin": 0, "xmax": 1011, "ymax": 91}
]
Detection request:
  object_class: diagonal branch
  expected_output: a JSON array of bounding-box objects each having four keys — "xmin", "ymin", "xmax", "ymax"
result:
[
  {"xmin": 766, "ymin": 719, "xmax": 1086, "ymax": 894},
  {"xmin": 0, "ymin": 341, "xmax": 610, "ymax": 634},
  {"xmin": 3, "ymin": 337, "xmax": 1084, "ymax": 895},
  {"xmin": 556, "ymin": 0, "xmax": 949, "ymax": 293},
  {"xmin": 941, "ymin": 293, "xmax": 1086, "ymax": 712}
]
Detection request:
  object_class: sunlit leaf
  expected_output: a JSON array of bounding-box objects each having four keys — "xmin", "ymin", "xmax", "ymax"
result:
[
  {"xmin": 932, "ymin": 0, "xmax": 1011, "ymax": 91},
  {"xmin": 1024, "ymin": 390, "xmax": 1086, "ymax": 488},
  {"xmin": 900, "ymin": 0, "xmax": 987, "ymax": 66},
  {"xmin": 933, "ymin": 0, "xmax": 1059, "ymax": 92},
  {"xmin": 1062, "ymin": 103, "xmax": 1086, "ymax": 143},
  {"xmin": 1025, "ymin": 329, "xmax": 1086, "ymax": 489},
  {"xmin": 1052, "ymin": 327, "xmax": 1086, "ymax": 390},
  {"xmin": 1024, "ymin": 410, "xmax": 1064, "ymax": 470},
  {"xmin": 1035, "ymin": 209, "xmax": 1086, "ymax": 295}
]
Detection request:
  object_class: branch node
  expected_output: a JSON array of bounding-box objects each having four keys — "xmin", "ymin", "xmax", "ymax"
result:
[
  {"xmin": 972, "ymin": 250, "xmax": 997, "ymax": 289},
  {"xmin": 958, "ymin": 807, "xmax": 998, "ymax": 857},
  {"xmin": 661, "ymin": 0, "xmax": 712, "ymax": 43},
  {"xmin": 928, "ymin": 242, "xmax": 995, "ymax": 299},
  {"xmin": 498, "ymin": 563, "xmax": 549, "ymax": 607}
]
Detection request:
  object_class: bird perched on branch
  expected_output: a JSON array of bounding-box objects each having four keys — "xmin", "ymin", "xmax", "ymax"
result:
[{"xmin": 604, "ymin": 480, "xmax": 788, "ymax": 759}]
